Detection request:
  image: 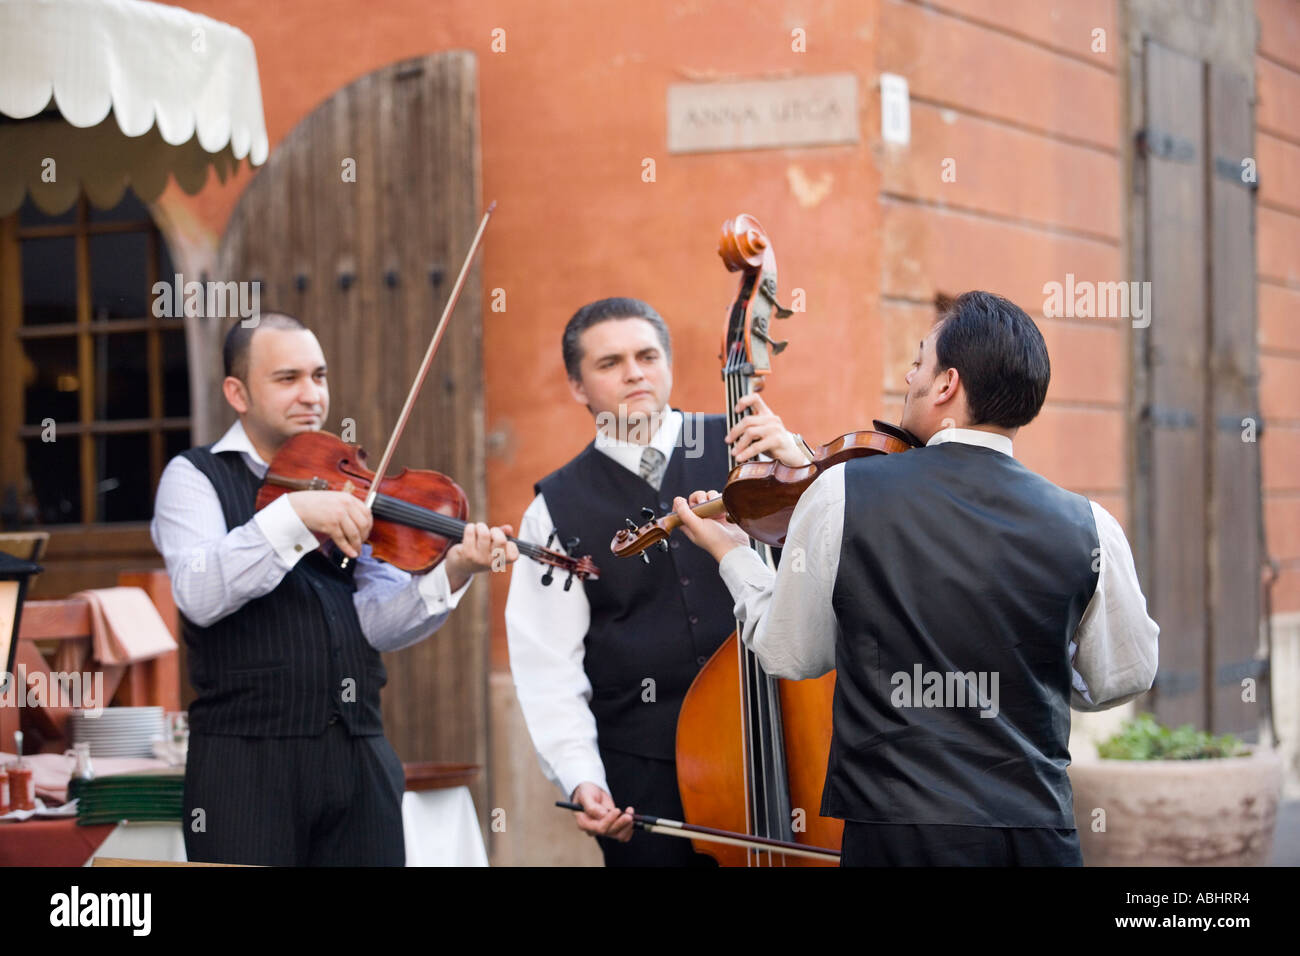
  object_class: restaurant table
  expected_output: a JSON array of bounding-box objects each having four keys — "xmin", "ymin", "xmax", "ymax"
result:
[
  {"xmin": 0, "ymin": 818, "xmax": 117, "ymax": 867},
  {"xmin": 0, "ymin": 787, "xmax": 488, "ymax": 866}
]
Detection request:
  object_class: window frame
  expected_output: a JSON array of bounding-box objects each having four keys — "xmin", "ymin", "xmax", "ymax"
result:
[{"xmin": 1, "ymin": 194, "xmax": 189, "ymax": 526}]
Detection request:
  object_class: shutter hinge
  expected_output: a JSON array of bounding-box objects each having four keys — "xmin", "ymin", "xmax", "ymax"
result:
[
  {"xmin": 1136, "ymin": 127, "xmax": 1196, "ymax": 163},
  {"xmin": 1213, "ymin": 155, "xmax": 1259, "ymax": 192}
]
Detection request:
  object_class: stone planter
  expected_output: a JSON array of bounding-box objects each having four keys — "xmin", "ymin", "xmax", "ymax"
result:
[{"xmin": 1067, "ymin": 750, "xmax": 1283, "ymax": 866}]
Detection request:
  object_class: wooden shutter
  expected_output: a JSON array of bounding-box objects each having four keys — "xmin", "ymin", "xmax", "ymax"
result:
[
  {"xmin": 216, "ymin": 53, "xmax": 488, "ymax": 808},
  {"xmin": 1139, "ymin": 40, "xmax": 1208, "ymax": 730},
  {"xmin": 1138, "ymin": 41, "xmax": 1262, "ymax": 735},
  {"xmin": 1206, "ymin": 65, "xmax": 1262, "ymax": 738}
]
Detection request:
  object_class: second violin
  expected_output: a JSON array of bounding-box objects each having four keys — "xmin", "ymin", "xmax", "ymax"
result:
[{"xmin": 611, "ymin": 419, "xmax": 922, "ymax": 556}]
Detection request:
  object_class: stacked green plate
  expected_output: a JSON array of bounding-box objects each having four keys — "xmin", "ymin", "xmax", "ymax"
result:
[{"xmin": 70, "ymin": 767, "xmax": 185, "ymax": 826}]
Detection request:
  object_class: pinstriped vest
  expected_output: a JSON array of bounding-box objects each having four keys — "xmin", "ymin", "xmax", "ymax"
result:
[{"xmin": 178, "ymin": 446, "xmax": 386, "ymax": 737}]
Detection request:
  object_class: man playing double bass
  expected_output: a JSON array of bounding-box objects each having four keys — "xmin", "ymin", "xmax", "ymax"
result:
[
  {"xmin": 152, "ymin": 312, "xmax": 519, "ymax": 865},
  {"xmin": 677, "ymin": 290, "xmax": 1159, "ymax": 866},
  {"xmin": 505, "ymin": 297, "xmax": 809, "ymax": 865}
]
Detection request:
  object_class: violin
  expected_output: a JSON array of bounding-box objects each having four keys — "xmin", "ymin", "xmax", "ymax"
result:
[
  {"xmin": 611, "ymin": 419, "xmax": 922, "ymax": 555},
  {"xmin": 257, "ymin": 430, "xmax": 598, "ymax": 583},
  {"xmin": 252, "ymin": 201, "xmax": 597, "ymax": 588}
]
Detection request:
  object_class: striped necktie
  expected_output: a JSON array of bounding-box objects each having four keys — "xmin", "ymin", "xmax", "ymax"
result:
[{"xmin": 638, "ymin": 446, "xmax": 667, "ymax": 491}]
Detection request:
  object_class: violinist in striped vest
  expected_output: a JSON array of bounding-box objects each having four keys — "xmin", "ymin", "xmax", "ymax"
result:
[{"xmin": 151, "ymin": 312, "xmax": 519, "ymax": 866}]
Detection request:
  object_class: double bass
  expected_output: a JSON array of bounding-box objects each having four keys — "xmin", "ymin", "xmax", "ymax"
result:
[{"xmin": 667, "ymin": 216, "xmax": 915, "ymax": 864}]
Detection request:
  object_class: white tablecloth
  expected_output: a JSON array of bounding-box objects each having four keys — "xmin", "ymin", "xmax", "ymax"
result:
[
  {"xmin": 402, "ymin": 788, "xmax": 488, "ymax": 867},
  {"xmin": 81, "ymin": 786, "xmax": 487, "ymax": 866}
]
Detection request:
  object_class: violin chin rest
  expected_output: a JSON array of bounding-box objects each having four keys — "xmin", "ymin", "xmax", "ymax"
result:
[{"xmin": 872, "ymin": 419, "xmax": 925, "ymax": 448}]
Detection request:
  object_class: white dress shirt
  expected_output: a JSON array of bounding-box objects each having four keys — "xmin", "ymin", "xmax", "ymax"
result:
[
  {"xmin": 717, "ymin": 427, "xmax": 1160, "ymax": 711},
  {"xmin": 505, "ymin": 407, "xmax": 684, "ymax": 798},
  {"xmin": 150, "ymin": 420, "xmax": 471, "ymax": 653}
]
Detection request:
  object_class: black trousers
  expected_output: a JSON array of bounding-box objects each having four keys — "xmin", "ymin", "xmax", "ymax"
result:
[
  {"xmin": 840, "ymin": 820, "xmax": 1083, "ymax": 866},
  {"xmin": 595, "ymin": 747, "xmax": 718, "ymax": 867},
  {"xmin": 182, "ymin": 718, "xmax": 407, "ymax": 866}
]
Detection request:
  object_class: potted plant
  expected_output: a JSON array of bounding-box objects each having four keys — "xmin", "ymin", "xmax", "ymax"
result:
[{"xmin": 1067, "ymin": 713, "xmax": 1283, "ymax": 866}]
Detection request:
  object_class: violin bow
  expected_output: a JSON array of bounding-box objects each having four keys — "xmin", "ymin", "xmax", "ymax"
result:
[
  {"xmin": 337, "ymin": 201, "xmax": 495, "ymax": 568},
  {"xmin": 554, "ymin": 801, "xmax": 839, "ymax": 862},
  {"xmin": 364, "ymin": 201, "xmax": 495, "ymax": 510}
]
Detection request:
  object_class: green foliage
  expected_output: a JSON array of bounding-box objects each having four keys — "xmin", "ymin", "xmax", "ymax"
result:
[{"xmin": 1097, "ymin": 712, "xmax": 1250, "ymax": 760}]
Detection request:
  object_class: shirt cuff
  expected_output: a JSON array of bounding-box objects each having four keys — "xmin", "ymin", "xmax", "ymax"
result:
[
  {"xmin": 415, "ymin": 562, "xmax": 473, "ymax": 616},
  {"xmin": 253, "ymin": 494, "xmax": 319, "ymax": 566},
  {"xmin": 559, "ymin": 758, "xmax": 610, "ymax": 802},
  {"xmin": 718, "ymin": 546, "xmax": 773, "ymax": 602}
]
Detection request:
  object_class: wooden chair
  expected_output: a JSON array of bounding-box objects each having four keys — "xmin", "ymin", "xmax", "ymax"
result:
[
  {"xmin": 2, "ymin": 569, "xmax": 180, "ymax": 754},
  {"xmin": 6, "ymin": 565, "xmax": 476, "ymax": 791}
]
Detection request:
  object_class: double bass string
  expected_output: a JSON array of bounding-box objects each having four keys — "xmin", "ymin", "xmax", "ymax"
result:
[
  {"xmin": 724, "ymin": 351, "xmax": 754, "ymax": 861},
  {"xmin": 726, "ymin": 346, "xmax": 778, "ymax": 866}
]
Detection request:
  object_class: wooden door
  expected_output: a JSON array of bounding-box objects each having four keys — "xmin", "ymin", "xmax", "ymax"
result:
[
  {"xmin": 1139, "ymin": 40, "xmax": 1209, "ymax": 730},
  {"xmin": 1136, "ymin": 41, "xmax": 1263, "ymax": 736},
  {"xmin": 1205, "ymin": 65, "xmax": 1262, "ymax": 738},
  {"xmin": 215, "ymin": 52, "xmax": 488, "ymax": 807}
]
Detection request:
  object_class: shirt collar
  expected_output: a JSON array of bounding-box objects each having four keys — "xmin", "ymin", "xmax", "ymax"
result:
[
  {"xmin": 925, "ymin": 426, "xmax": 1014, "ymax": 458},
  {"xmin": 210, "ymin": 419, "xmax": 270, "ymax": 475},
  {"xmin": 594, "ymin": 405, "xmax": 682, "ymax": 474}
]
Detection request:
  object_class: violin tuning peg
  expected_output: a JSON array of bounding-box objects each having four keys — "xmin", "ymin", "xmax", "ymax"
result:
[
  {"xmin": 640, "ymin": 507, "xmax": 656, "ymax": 520},
  {"xmin": 625, "ymin": 518, "xmax": 639, "ymax": 530},
  {"xmin": 641, "ymin": 551, "xmax": 650, "ymax": 565},
  {"xmin": 566, "ymin": 537, "xmax": 580, "ymax": 553},
  {"xmin": 540, "ymin": 567, "xmax": 554, "ymax": 587},
  {"xmin": 545, "ymin": 529, "xmax": 558, "ymax": 548},
  {"xmin": 563, "ymin": 572, "xmax": 575, "ymax": 592},
  {"xmin": 658, "ymin": 540, "xmax": 669, "ymax": 552}
]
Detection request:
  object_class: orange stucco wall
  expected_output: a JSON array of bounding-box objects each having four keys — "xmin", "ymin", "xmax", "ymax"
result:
[
  {"xmin": 170, "ymin": 0, "xmax": 887, "ymax": 670},
  {"xmin": 164, "ymin": 0, "xmax": 1294, "ymax": 669},
  {"xmin": 1256, "ymin": 0, "xmax": 1300, "ymax": 618}
]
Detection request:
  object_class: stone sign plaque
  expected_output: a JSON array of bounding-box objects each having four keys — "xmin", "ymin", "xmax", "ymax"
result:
[{"xmin": 667, "ymin": 73, "xmax": 859, "ymax": 154}]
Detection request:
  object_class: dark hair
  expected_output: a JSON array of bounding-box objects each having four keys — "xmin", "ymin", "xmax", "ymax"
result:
[
  {"xmin": 932, "ymin": 291, "xmax": 1050, "ymax": 428},
  {"xmin": 561, "ymin": 297, "xmax": 671, "ymax": 380},
  {"xmin": 222, "ymin": 312, "xmax": 308, "ymax": 381}
]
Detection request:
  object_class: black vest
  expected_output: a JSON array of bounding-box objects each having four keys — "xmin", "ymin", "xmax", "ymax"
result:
[
  {"xmin": 178, "ymin": 446, "xmax": 386, "ymax": 737},
  {"xmin": 826, "ymin": 442, "xmax": 1099, "ymax": 828},
  {"xmin": 536, "ymin": 413, "xmax": 735, "ymax": 759}
]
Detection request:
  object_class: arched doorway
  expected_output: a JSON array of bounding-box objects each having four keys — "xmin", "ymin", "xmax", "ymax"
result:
[{"xmin": 215, "ymin": 51, "xmax": 488, "ymax": 811}]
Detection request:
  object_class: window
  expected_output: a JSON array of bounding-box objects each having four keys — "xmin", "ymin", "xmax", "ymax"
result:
[{"xmin": 1, "ymin": 190, "xmax": 189, "ymax": 527}]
